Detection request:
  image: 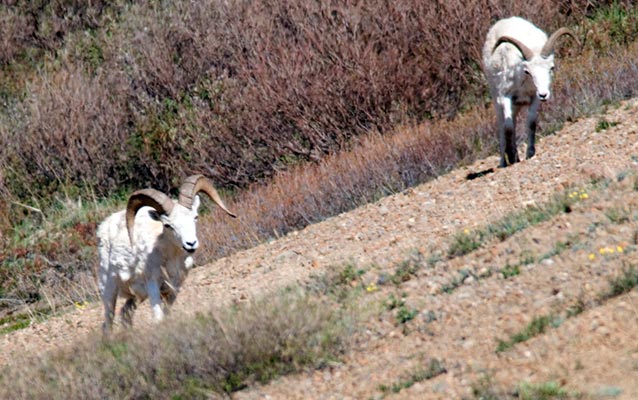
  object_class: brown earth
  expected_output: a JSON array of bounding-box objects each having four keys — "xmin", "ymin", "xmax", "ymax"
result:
[{"xmin": 2, "ymin": 99, "xmax": 638, "ymax": 399}]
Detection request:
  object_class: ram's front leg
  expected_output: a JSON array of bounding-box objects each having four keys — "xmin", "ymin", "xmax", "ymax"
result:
[
  {"xmin": 526, "ymin": 99, "xmax": 540, "ymax": 159},
  {"xmin": 496, "ymin": 97, "xmax": 519, "ymax": 167},
  {"xmin": 146, "ymin": 280, "xmax": 165, "ymax": 322}
]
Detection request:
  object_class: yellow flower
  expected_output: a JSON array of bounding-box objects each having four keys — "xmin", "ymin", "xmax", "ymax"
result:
[
  {"xmin": 617, "ymin": 245, "xmax": 624, "ymax": 253},
  {"xmin": 599, "ymin": 247, "xmax": 606, "ymax": 254},
  {"xmin": 75, "ymin": 301, "xmax": 87, "ymax": 310},
  {"xmin": 580, "ymin": 193, "xmax": 589, "ymax": 199},
  {"xmin": 463, "ymin": 228, "xmax": 470, "ymax": 235},
  {"xmin": 588, "ymin": 253, "xmax": 596, "ymax": 261},
  {"xmin": 366, "ymin": 283, "xmax": 378, "ymax": 293}
]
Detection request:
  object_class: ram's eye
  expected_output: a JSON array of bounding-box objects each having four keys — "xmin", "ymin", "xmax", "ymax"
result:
[
  {"xmin": 194, "ymin": 216, "xmax": 198, "ymax": 221},
  {"xmin": 524, "ymin": 69, "xmax": 531, "ymax": 75},
  {"xmin": 550, "ymin": 66, "xmax": 555, "ymax": 72},
  {"xmin": 163, "ymin": 224, "xmax": 172, "ymax": 229}
]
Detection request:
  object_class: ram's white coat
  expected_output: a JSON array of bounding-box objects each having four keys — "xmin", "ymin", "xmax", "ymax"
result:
[{"xmin": 482, "ymin": 17, "xmax": 576, "ymax": 167}]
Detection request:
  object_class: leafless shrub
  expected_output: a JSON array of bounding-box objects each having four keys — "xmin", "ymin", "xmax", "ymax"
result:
[{"xmin": 2, "ymin": 66, "xmax": 129, "ymax": 199}]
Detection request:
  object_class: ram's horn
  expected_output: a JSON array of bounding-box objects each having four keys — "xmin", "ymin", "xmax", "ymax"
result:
[
  {"xmin": 178, "ymin": 174, "xmax": 236, "ymax": 218},
  {"xmin": 126, "ymin": 189, "xmax": 174, "ymax": 245},
  {"xmin": 541, "ymin": 27, "xmax": 578, "ymax": 58},
  {"xmin": 493, "ymin": 35, "xmax": 534, "ymax": 61}
]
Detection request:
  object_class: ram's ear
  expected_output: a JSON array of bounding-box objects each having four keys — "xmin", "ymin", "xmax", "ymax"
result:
[{"xmin": 148, "ymin": 209, "xmax": 161, "ymax": 221}]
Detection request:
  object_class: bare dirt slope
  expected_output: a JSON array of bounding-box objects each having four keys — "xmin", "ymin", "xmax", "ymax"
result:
[{"xmin": 2, "ymin": 99, "xmax": 638, "ymax": 399}]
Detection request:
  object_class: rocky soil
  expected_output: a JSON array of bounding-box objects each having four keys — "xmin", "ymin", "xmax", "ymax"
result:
[{"xmin": 2, "ymin": 99, "xmax": 638, "ymax": 399}]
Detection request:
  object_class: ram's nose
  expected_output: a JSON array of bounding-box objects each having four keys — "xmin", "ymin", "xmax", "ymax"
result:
[
  {"xmin": 183, "ymin": 240, "xmax": 198, "ymax": 253},
  {"xmin": 538, "ymin": 92, "xmax": 550, "ymax": 101}
]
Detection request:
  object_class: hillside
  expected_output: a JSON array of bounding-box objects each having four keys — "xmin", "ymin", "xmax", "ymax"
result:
[{"xmin": 2, "ymin": 98, "xmax": 638, "ymax": 399}]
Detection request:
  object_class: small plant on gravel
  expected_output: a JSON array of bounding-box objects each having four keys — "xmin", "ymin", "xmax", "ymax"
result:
[
  {"xmin": 595, "ymin": 118, "xmax": 619, "ymax": 132},
  {"xmin": 448, "ymin": 229, "xmax": 483, "ymax": 257},
  {"xmin": 391, "ymin": 250, "xmax": 425, "ymax": 284},
  {"xmin": 517, "ymin": 381, "xmax": 570, "ymax": 400},
  {"xmin": 377, "ymin": 358, "xmax": 446, "ymax": 396},
  {"xmin": 496, "ymin": 314, "xmax": 562, "ymax": 353},
  {"xmin": 307, "ymin": 262, "xmax": 368, "ymax": 303},
  {"xmin": 601, "ymin": 265, "xmax": 638, "ymax": 300},
  {"xmin": 396, "ymin": 305, "xmax": 418, "ymax": 324},
  {"xmin": 604, "ymin": 207, "xmax": 631, "ymax": 224},
  {"xmin": 470, "ymin": 373, "xmax": 507, "ymax": 400},
  {"xmin": 566, "ymin": 295, "xmax": 586, "ymax": 318},
  {"xmin": 500, "ymin": 263, "xmax": 521, "ymax": 279},
  {"xmin": 383, "ymin": 293, "xmax": 417, "ymax": 324}
]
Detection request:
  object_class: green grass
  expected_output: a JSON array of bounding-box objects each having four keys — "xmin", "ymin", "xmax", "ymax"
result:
[
  {"xmin": 496, "ymin": 314, "xmax": 562, "ymax": 353},
  {"xmin": 390, "ymin": 250, "xmax": 425, "ymax": 284},
  {"xmin": 602, "ymin": 266, "xmax": 638, "ymax": 300},
  {"xmin": 518, "ymin": 381, "xmax": 570, "ymax": 400},
  {"xmin": 446, "ymin": 188, "xmax": 583, "ymax": 259},
  {"xmin": 500, "ymin": 263, "xmax": 520, "ymax": 279},
  {"xmin": 595, "ymin": 118, "xmax": 619, "ymax": 132},
  {"xmin": 377, "ymin": 358, "xmax": 446, "ymax": 396}
]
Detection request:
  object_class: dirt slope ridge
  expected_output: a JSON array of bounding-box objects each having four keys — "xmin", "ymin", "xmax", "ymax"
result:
[{"xmin": 2, "ymin": 100, "xmax": 638, "ymax": 398}]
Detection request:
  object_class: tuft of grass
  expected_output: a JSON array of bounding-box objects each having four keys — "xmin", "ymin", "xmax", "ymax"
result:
[
  {"xmin": 518, "ymin": 381, "xmax": 570, "ymax": 400},
  {"xmin": 448, "ymin": 230, "xmax": 483, "ymax": 258},
  {"xmin": 601, "ymin": 266, "xmax": 638, "ymax": 300},
  {"xmin": 496, "ymin": 314, "xmax": 562, "ymax": 353},
  {"xmin": 539, "ymin": 239, "xmax": 575, "ymax": 262},
  {"xmin": 391, "ymin": 250, "xmax": 425, "ymax": 285},
  {"xmin": 441, "ymin": 269, "xmax": 473, "ymax": 294},
  {"xmin": 595, "ymin": 118, "xmax": 619, "ymax": 132},
  {"xmin": 604, "ymin": 207, "xmax": 632, "ymax": 224},
  {"xmin": 307, "ymin": 262, "xmax": 366, "ymax": 303},
  {"xmin": 500, "ymin": 263, "xmax": 521, "ymax": 279},
  {"xmin": 396, "ymin": 305, "xmax": 419, "ymax": 324},
  {"xmin": 378, "ymin": 358, "xmax": 446, "ymax": 395},
  {"xmin": 471, "ymin": 373, "xmax": 506, "ymax": 400},
  {"xmin": 383, "ymin": 293, "xmax": 418, "ymax": 324}
]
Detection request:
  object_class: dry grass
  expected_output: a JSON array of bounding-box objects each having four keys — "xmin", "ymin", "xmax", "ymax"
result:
[{"xmin": 0, "ymin": 285, "xmax": 355, "ymax": 399}]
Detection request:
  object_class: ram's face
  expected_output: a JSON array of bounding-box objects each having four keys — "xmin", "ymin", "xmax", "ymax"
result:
[
  {"xmin": 159, "ymin": 195, "xmax": 202, "ymax": 253},
  {"xmin": 522, "ymin": 54, "xmax": 555, "ymax": 101}
]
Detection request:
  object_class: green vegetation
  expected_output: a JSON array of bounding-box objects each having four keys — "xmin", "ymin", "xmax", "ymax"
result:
[
  {"xmin": 595, "ymin": 118, "xmax": 620, "ymax": 132},
  {"xmin": 497, "ymin": 315, "xmax": 562, "ymax": 353},
  {"xmin": 447, "ymin": 189, "xmax": 583, "ymax": 259},
  {"xmin": 377, "ymin": 358, "xmax": 446, "ymax": 396},
  {"xmin": 496, "ymin": 263, "xmax": 638, "ymax": 354},
  {"xmin": 518, "ymin": 381, "xmax": 571, "ymax": 400},
  {"xmin": 390, "ymin": 250, "xmax": 425, "ymax": 284},
  {"xmin": 602, "ymin": 266, "xmax": 638, "ymax": 300},
  {"xmin": 500, "ymin": 263, "xmax": 521, "ymax": 279}
]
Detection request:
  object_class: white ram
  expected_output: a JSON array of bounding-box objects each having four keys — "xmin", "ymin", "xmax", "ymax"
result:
[
  {"xmin": 96, "ymin": 174, "xmax": 236, "ymax": 334},
  {"xmin": 482, "ymin": 16, "xmax": 577, "ymax": 167}
]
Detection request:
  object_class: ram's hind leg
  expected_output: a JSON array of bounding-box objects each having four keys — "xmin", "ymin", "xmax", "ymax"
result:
[
  {"xmin": 101, "ymin": 277, "xmax": 118, "ymax": 336},
  {"xmin": 120, "ymin": 298, "xmax": 137, "ymax": 328}
]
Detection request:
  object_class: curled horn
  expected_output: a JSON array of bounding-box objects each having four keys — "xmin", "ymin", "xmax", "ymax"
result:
[
  {"xmin": 493, "ymin": 36, "xmax": 535, "ymax": 61},
  {"xmin": 178, "ymin": 174, "xmax": 237, "ymax": 218},
  {"xmin": 126, "ymin": 189, "xmax": 174, "ymax": 245},
  {"xmin": 541, "ymin": 27, "xmax": 578, "ymax": 58}
]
